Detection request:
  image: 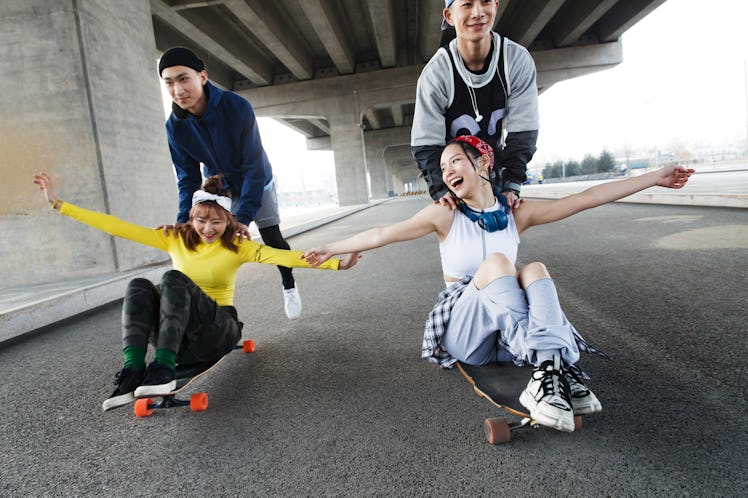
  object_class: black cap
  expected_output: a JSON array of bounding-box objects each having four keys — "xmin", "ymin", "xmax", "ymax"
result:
[{"xmin": 158, "ymin": 47, "xmax": 205, "ymax": 76}]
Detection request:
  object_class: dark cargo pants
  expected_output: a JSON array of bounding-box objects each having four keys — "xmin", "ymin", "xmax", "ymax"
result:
[{"xmin": 121, "ymin": 270, "xmax": 241, "ymax": 365}]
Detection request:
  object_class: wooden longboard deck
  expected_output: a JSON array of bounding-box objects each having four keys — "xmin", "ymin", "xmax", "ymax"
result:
[
  {"xmin": 457, "ymin": 361, "xmax": 534, "ymax": 417},
  {"xmin": 135, "ymin": 354, "xmax": 228, "ymax": 398}
]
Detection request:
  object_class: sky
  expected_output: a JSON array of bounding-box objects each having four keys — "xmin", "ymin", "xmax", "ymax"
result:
[
  {"xmin": 532, "ymin": 0, "xmax": 748, "ymax": 166},
  {"xmin": 254, "ymin": 0, "xmax": 748, "ymax": 187}
]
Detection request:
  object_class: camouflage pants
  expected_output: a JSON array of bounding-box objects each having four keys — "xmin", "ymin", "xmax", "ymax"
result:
[{"xmin": 121, "ymin": 270, "xmax": 241, "ymax": 365}]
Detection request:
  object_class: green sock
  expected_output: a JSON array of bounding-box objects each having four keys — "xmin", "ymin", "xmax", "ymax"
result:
[
  {"xmin": 155, "ymin": 348, "xmax": 176, "ymax": 369},
  {"xmin": 122, "ymin": 346, "xmax": 146, "ymax": 370}
]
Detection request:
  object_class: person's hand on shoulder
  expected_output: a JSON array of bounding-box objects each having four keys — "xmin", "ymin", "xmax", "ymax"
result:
[
  {"xmin": 235, "ymin": 222, "xmax": 252, "ymax": 242},
  {"xmin": 158, "ymin": 223, "xmax": 186, "ymax": 237},
  {"xmin": 436, "ymin": 191, "xmax": 457, "ymax": 210},
  {"xmin": 501, "ymin": 191, "xmax": 522, "ymax": 213}
]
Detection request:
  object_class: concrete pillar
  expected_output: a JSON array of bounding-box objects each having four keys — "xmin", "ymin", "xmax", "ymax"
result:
[
  {"xmin": 1, "ymin": 0, "xmax": 175, "ymax": 287},
  {"xmin": 364, "ymin": 141, "xmax": 387, "ymax": 199},
  {"xmin": 329, "ymin": 93, "xmax": 368, "ymax": 205},
  {"xmin": 363, "ymin": 126, "xmax": 411, "ymax": 198}
]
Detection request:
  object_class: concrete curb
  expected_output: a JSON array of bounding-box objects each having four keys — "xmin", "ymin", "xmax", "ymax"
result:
[{"xmin": 522, "ymin": 191, "xmax": 748, "ymax": 208}]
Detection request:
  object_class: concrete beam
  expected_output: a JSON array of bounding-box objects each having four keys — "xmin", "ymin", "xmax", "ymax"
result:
[
  {"xmin": 238, "ymin": 65, "xmax": 420, "ymax": 124},
  {"xmin": 595, "ymin": 0, "xmax": 668, "ymax": 42},
  {"xmin": 534, "ymin": 40, "xmax": 623, "ymax": 89},
  {"xmin": 224, "ymin": 0, "xmax": 314, "ymax": 81},
  {"xmin": 417, "ymin": 0, "xmax": 444, "ymax": 62},
  {"xmin": 551, "ymin": 0, "xmax": 618, "ymax": 47},
  {"xmin": 306, "ymin": 136, "xmax": 332, "ymax": 151},
  {"xmin": 299, "ymin": 0, "xmax": 355, "ymax": 74},
  {"xmin": 513, "ymin": 0, "xmax": 566, "ymax": 49},
  {"xmin": 365, "ymin": 0, "xmax": 397, "ymax": 68},
  {"xmin": 390, "ymin": 104, "xmax": 404, "ymax": 127},
  {"xmin": 150, "ymin": 0, "xmax": 273, "ymax": 85},
  {"xmin": 364, "ymin": 109, "xmax": 381, "ymax": 130}
]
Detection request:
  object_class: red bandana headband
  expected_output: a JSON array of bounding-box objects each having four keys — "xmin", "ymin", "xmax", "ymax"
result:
[{"xmin": 449, "ymin": 135, "xmax": 494, "ymax": 171}]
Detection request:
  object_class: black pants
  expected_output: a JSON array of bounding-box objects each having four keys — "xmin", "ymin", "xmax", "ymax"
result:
[
  {"xmin": 121, "ymin": 270, "xmax": 241, "ymax": 365},
  {"xmin": 259, "ymin": 224, "xmax": 295, "ymax": 289}
]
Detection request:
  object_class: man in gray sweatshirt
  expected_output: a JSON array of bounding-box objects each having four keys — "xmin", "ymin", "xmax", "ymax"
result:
[{"xmin": 412, "ymin": 0, "xmax": 539, "ymax": 211}]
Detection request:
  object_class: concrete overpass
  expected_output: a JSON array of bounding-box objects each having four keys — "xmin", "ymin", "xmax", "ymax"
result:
[
  {"xmin": 2, "ymin": 0, "xmax": 665, "ymax": 289},
  {"xmin": 150, "ymin": 0, "xmax": 667, "ymax": 202}
]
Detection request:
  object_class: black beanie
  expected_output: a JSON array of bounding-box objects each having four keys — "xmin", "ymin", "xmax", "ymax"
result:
[{"xmin": 158, "ymin": 47, "xmax": 205, "ymax": 76}]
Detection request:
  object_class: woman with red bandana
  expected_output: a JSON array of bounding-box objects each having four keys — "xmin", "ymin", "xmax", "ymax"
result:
[{"xmin": 302, "ymin": 135, "xmax": 694, "ymax": 433}]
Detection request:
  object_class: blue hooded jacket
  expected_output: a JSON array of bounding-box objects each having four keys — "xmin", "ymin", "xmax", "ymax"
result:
[{"xmin": 165, "ymin": 81, "xmax": 273, "ymax": 225}]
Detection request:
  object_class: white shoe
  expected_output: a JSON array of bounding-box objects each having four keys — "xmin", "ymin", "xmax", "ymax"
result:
[
  {"xmin": 519, "ymin": 356, "xmax": 575, "ymax": 432},
  {"xmin": 283, "ymin": 286, "xmax": 302, "ymax": 319},
  {"xmin": 563, "ymin": 364, "xmax": 602, "ymax": 415}
]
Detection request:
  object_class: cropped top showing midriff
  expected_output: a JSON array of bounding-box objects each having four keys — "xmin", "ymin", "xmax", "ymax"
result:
[{"xmin": 439, "ymin": 199, "xmax": 520, "ymax": 285}]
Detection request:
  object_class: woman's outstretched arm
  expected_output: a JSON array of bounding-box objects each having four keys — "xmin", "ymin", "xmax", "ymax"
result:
[
  {"xmin": 515, "ymin": 165, "xmax": 695, "ymax": 232},
  {"xmin": 33, "ymin": 171, "xmax": 170, "ymax": 251},
  {"xmin": 302, "ymin": 203, "xmax": 448, "ymax": 267}
]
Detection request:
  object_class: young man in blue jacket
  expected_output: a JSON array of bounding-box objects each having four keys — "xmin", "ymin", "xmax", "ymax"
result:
[{"xmin": 158, "ymin": 47, "xmax": 302, "ymax": 319}]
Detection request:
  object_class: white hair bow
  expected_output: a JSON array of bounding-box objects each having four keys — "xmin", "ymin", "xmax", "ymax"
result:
[{"xmin": 192, "ymin": 190, "xmax": 232, "ymax": 212}]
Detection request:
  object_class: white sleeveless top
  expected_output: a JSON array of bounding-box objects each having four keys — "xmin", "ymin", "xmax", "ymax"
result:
[{"xmin": 439, "ymin": 200, "xmax": 520, "ymax": 284}]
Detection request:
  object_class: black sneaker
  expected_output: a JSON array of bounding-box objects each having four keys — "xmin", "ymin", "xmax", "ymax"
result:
[
  {"xmin": 133, "ymin": 362, "xmax": 176, "ymax": 397},
  {"xmin": 519, "ymin": 356, "xmax": 575, "ymax": 432},
  {"xmin": 102, "ymin": 366, "xmax": 145, "ymax": 411},
  {"xmin": 563, "ymin": 364, "xmax": 602, "ymax": 415}
]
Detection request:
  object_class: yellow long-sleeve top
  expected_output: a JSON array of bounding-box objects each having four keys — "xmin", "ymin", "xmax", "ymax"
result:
[{"xmin": 59, "ymin": 202, "xmax": 339, "ymax": 306}]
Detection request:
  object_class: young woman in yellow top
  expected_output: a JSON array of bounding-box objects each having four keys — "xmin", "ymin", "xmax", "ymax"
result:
[{"xmin": 33, "ymin": 172, "xmax": 358, "ymax": 411}]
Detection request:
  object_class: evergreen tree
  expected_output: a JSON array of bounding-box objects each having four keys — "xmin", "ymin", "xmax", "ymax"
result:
[{"xmin": 598, "ymin": 150, "xmax": 617, "ymax": 173}]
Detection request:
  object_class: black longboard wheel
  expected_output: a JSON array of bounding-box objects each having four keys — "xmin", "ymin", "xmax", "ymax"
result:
[
  {"xmin": 190, "ymin": 392, "xmax": 209, "ymax": 411},
  {"xmin": 134, "ymin": 398, "xmax": 154, "ymax": 417},
  {"xmin": 483, "ymin": 417, "xmax": 511, "ymax": 444}
]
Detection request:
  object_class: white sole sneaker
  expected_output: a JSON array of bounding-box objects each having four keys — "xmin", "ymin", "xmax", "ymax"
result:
[
  {"xmin": 519, "ymin": 357, "xmax": 575, "ymax": 432},
  {"xmin": 570, "ymin": 394, "xmax": 602, "ymax": 415},
  {"xmin": 519, "ymin": 388, "xmax": 575, "ymax": 432},
  {"xmin": 283, "ymin": 286, "xmax": 302, "ymax": 320},
  {"xmin": 134, "ymin": 380, "xmax": 177, "ymax": 397},
  {"xmin": 102, "ymin": 392, "xmax": 135, "ymax": 411}
]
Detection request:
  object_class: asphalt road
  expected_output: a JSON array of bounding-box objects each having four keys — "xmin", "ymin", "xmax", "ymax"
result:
[{"xmin": 1, "ymin": 197, "xmax": 746, "ymax": 497}]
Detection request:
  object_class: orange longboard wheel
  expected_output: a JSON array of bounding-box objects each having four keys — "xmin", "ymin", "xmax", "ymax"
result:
[
  {"xmin": 134, "ymin": 398, "xmax": 154, "ymax": 417},
  {"xmin": 190, "ymin": 392, "xmax": 209, "ymax": 411},
  {"xmin": 483, "ymin": 417, "xmax": 511, "ymax": 444},
  {"xmin": 242, "ymin": 339, "xmax": 256, "ymax": 353},
  {"xmin": 574, "ymin": 415, "xmax": 583, "ymax": 430}
]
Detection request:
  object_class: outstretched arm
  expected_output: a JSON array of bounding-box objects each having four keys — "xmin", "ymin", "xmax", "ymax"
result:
[
  {"xmin": 302, "ymin": 203, "xmax": 445, "ymax": 267},
  {"xmin": 32, "ymin": 172, "xmax": 62, "ymax": 209},
  {"xmin": 33, "ymin": 171, "xmax": 170, "ymax": 251},
  {"xmin": 516, "ymin": 165, "xmax": 695, "ymax": 232}
]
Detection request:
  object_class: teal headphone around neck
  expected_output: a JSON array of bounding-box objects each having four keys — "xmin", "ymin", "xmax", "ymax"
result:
[{"xmin": 458, "ymin": 195, "xmax": 509, "ymax": 232}]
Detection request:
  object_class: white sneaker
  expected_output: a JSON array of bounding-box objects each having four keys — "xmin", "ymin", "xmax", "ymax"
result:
[
  {"xmin": 283, "ymin": 286, "xmax": 302, "ymax": 319},
  {"xmin": 563, "ymin": 364, "xmax": 602, "ymax": 415},
  {"xmin": 519, "ymin": 356, "xmax": 575, "ymax": 432}
]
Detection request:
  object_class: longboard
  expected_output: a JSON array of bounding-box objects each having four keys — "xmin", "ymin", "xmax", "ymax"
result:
[
  {"xmin": 457, "ymin": 361, "xmax": 582, "ymax": 444},
  {"xmin": 133, "ymin": 340, "xmax": 255, "ymax": 417}
]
